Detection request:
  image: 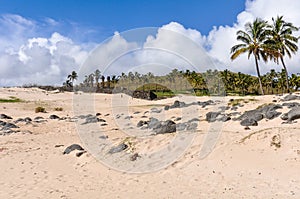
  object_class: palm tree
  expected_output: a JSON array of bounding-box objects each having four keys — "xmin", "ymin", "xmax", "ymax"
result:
[
  {"xmin": 101, "ymin": 75, "xmax": 105, "ymax": 88},
  {"xmin": 290, "ymin": 73, "xmax": 300, "ymax": 91},
  {"xmin": 231, "ymin": 18, "xmax": 270, "ymax": 95},
  {"xmin": 67, "ymin": 71, "xmax": 78, "ymax": 87},
  {"xmin": 94, "ymin": 69, "xmax": 101, "ymax": 88},
  {"xmin": 267, "ymin": 16, "xmax": 299, "ymax": 93}
]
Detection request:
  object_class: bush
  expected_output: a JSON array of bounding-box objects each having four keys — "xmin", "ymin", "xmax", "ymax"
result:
[
  {"xmin": 54, "ymin": 107, "xmax": 63, "ymax": 111},
  {"xmin": 35, "ymin": 106, "xmax": 46, "ymax": 113}
]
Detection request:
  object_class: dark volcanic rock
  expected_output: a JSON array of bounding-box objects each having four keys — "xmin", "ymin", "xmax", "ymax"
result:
[
  {"xmin": 282, "ymin": 102, "xmax": 300, "ymax": 108},
  {"xmin": 282, "ymin": 94, "xmax": 300, "ymax": 101},
  {"xmin": 218, "ymin": 115, "xmax": 231, "ymax": 122},
  {"xmin": 49, "ymin": 115, "xmax": 60, "ymax": 119},
  {"xmin": 132, "ymin": 91, "xmax": 157, "ymax": 100},
  {"xmin": 150, "ymin": 108, "xmax": 162, "ymax": 113},
  {"xmin": 238, "ymin": 104, "xmax": 282, "ymax": 125},
  {"xmin": 3, "ymin": 122, "xmax": 19, "ymax": 129},
  {"xmin": 281, "ymin": 107, "xmax": 300, "ymax": 121},
  {"xmin": 206, "ymin": 112, "xmax": 221, "ymax": 122},
  {"xmin": 137, "ymin": 120, "xmax": 146, "ymax": 127},
  {"xmin": 63, "ymin": 144, "xmax": 84, "ymax": 154},
  {"xmin": 0, "ymin": 114, "xmax": 12, "ymax": 119},
  {"xmin": 108, "ymin": 143, "xmax": 128, "ymax": 154},
  {"xmin": 240, "ymin": 118, "xmax": 258, "ymax": 126},
  {"xmin": 34, "ymin": 116, "xmax": 44, "ymax": 120},
  {"xmin": 186, "ymin": 122, "xmax": 198, "ymax": 131},
  {"xmin": 164, "ymin": 105, "xmax": 170, "ymax": 111},
  {"xmin": 153, "ymin": 120, "xmax": 176, "ymax": 134},
  {"xmin": 176, "ymin": 123, "xmax": 187, "ymax": 131},
  {"xmin": 0, "ymin": 120, "xmax": 6, "ymax": 126},
  {"xmin": 82, "ymin": 116, "xmax": 101, "ymax": 124},
  {"xmin": 148, "ymin": 117, "xmax": 161, "ymax": 129}
]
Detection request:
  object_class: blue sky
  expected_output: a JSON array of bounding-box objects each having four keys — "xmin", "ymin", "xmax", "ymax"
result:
[
  {"xmin": 0, "ymin": 0, "xmax": 299, "ymax": 86},
  {"xmin": 0, "ymin": 0, "xmax": 245, "ymax": 42}
]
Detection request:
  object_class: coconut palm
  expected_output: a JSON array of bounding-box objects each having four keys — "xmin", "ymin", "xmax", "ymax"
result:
[
  {"xmin": 67, "ymin": 71, "xmax": 78, "ymax": 87},
  {"xmin": 231, "ymin": 18, "xmax": 271, "ymax": 95},
  {"xmin": 94, "ymin": 69, "xmax": 101, "ymax": 88},
  {"xmin": 267, "ymin": 16, "xmax": 299, "ymax": 93}
]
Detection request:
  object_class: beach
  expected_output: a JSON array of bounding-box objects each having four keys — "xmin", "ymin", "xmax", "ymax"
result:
[{"xmin": 1, "ymin": 87, "xmax": 300, "ymax": 198}]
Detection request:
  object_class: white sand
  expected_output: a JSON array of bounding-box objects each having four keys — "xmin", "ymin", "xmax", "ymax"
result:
[{"xmin": 0, "ymin": 87, "xmax": 300, "ymax": 198}]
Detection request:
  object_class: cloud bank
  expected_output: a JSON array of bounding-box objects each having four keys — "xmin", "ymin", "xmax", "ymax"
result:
[{"xmin": 1, "ymin": 0, "xmax": 300, "ymax": 86}]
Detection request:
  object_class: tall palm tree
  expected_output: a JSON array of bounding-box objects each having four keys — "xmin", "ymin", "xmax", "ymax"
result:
[
  {"xmin": 267, "ymin": 16, "xmax": 299, "ymax": 93},
  {"xmin": 67, "ymin": 71, "xmax": 78, "ymax": 87},
  {"xmin": 94, "ymin": 69, "xmax": 101, "ymax": 88},
  {"xmin": 231, "ymin": 18, "xmax": 270, "ymax": 95}
]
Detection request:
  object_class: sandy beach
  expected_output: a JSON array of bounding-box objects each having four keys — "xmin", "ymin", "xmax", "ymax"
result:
[{"xmin": 1, "ymin": 87, "xmax": 300, "ymax": 198}]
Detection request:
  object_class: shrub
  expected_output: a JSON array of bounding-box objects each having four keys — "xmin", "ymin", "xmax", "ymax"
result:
[
  {"xmin": 35, "ymin": 106, "xmax": 46, "ymax": 113},
  {"xmin": 54, "ymin": 107, "xmax": 63, "ymax": 111}
]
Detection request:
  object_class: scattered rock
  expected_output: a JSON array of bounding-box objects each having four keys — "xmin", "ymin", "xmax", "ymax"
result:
[
  {"xmin": 150, "ymin": 108, "xmax": 162, "ymax": 113},
  {"xmin": 99, "ymin": 135, "xmax": 108, "ymax": 139},
  {"xmin": 186, "ymin": 122, "xmax": 198, "ymax": 131},
  {"xmin": 176, "ymin": 123, "xmax": 187, "ymax": 131},
  {"xmin": 282, "ymin": 102, "xmax": 300, "ymax": 108},
  {"xmin": 137, "ymin": 120, "xmax": 147, "ymax": 127},
  {"xmin": 282, "ymin": 94, "xmax": 300, "ymax": 101},
  {"xmin": 206, "ymin": 112, "xmax": 221, "ymax": 122},
  {"xmin": 174, "ymin": 117, "xmax": 182, "ymax": 121},
  {"xmin": 240, "ymin": 118, "xmax": 258, "ymax": 126},
  {"xmin": 0, "ymin": 114, "xmax": 12, "ymax": 119},
  {"xmin": 281, "ymin": 107, "xmax": 300, "ymax": 121},
  {"xmin": 108, "ymin": 143, "xmax": 128, "ymax": 154},
  {"xmin": 34, "ymin": 116, "xmax": 44, "ymax": 120},
  {"xmin": 148, "ymin": 117, "xmax": 161, "ymax": 129},
  {"xmin": 82, "ymin": 116, "xmax": 101, "ymax": 124},
  {"xmin": 76, "ymin": 151, "xmax": 87, "ymax": 157},
  {"xmin": 124, "ymin": 116, "xmax": 133, "ymax": 120},
  {"xmin": 153, "ymin": 120, "xmax": 176, "ymax": 134},
  {"xmin": 49, "ymin": 114, "xmax": 60, "ymax": 119},
  {"xmin": 130, "ymin": 153, "xmax": 140, "ymax": 161},
  {"xmin": 244, "ymin": 126, "xmax": 250, "ymax": 130},
  {"xmin": 96, "ymin": 113, "xmax": 101, "ymax": 116},
  {"xmin": 63, "ymin": 144, "xmax": 84, "ymax": 154}
]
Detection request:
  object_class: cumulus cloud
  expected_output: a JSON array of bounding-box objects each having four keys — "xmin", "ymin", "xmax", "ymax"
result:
[
  {"xmin": 206, "ymin": 0, "xmax": 300, "ymax": 75},
  {"xmin": 1, "ymin": 0, "xmax": 300, "ymax": 86}
]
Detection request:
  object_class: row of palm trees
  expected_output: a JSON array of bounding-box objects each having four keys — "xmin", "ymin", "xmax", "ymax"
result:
[
  {"xmin": 231, "ymin": 16, "xmax": 299, "ymax": 95},
  {"xmin": 63, "ymin": 68, "xmax": 300, "ymax": 96}
]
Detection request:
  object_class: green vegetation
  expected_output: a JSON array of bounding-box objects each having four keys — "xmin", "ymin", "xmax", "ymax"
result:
[
  {"xmin": 231, "ymin": 16, "xmax": 299, "ymax": 95},
  {"xmin": 0, "ymin": 96, "xmax": 22, "ymax": 103},
  {"xmin": 35, "ymin": 106, "xmax": 46, "ymax": 113},
  {"xmin": 228, "ymin": 98, "xmax": 258, "ymax": 106},
  {"xmin": 61, "ymin": 15, "xmax": 298, "ymax": 99},
  {"xmin": 54, "ymin": 107, "xmax": 63, "ymax": 111}
]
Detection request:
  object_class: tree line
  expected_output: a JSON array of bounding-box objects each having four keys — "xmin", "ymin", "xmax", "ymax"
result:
[
  {"xmin": 231, "ymin": 16, "xmax": 299, "ymax": 95},
  {"xmin": 63, "ymin": 68, "xmax": 300, "ymax": 96}
]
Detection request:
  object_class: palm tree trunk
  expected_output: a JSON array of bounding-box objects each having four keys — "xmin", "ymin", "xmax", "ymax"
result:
[
  {"xmin": 255, "ymin": 56, "xmax": 264, "ymax": 95},
  {"xmin": 280, "ymin": 57, "xmax": 290, "ymax": 93}
]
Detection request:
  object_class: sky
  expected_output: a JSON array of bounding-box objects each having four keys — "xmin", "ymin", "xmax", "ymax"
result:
[{"xmin": 0, "ymin": 0, "xmax": 299, "ymax": 86}]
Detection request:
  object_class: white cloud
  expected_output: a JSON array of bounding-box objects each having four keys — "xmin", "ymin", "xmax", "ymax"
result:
[
  {"xmin": 207, "ymin": 0, "xmax": 300, "ymax": 75},
  {"xmin": 1, "ymin": 0, "xmax": 300, "ymax": 86}
]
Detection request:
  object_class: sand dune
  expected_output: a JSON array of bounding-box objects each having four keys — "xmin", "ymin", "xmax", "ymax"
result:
[{"xmin": 1, "ymin": 87, "xmax": 300, "ymax": 198}]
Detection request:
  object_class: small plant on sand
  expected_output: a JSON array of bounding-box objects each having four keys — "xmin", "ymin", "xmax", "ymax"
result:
[
  {"xmin": 228, "ymin": 98, "xmax": 258, "ymax": 106},
  {"xmin": 35, "ymin": 106, "xmax": 46, "ymax": 113},
  {"xmin": 121, "ymin": 137, "xmax": 136, "ymax": 152},
  {"xmin": 0, "ymin": 96, "xmax": 22, "ymax": 103},
  {"xmin": 54, "ymin": 107, "xmax": 63, "ymax": 111},
  {"xmin": 270, "ymin": 134, "xmax": 281, "ymax": 149}
]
